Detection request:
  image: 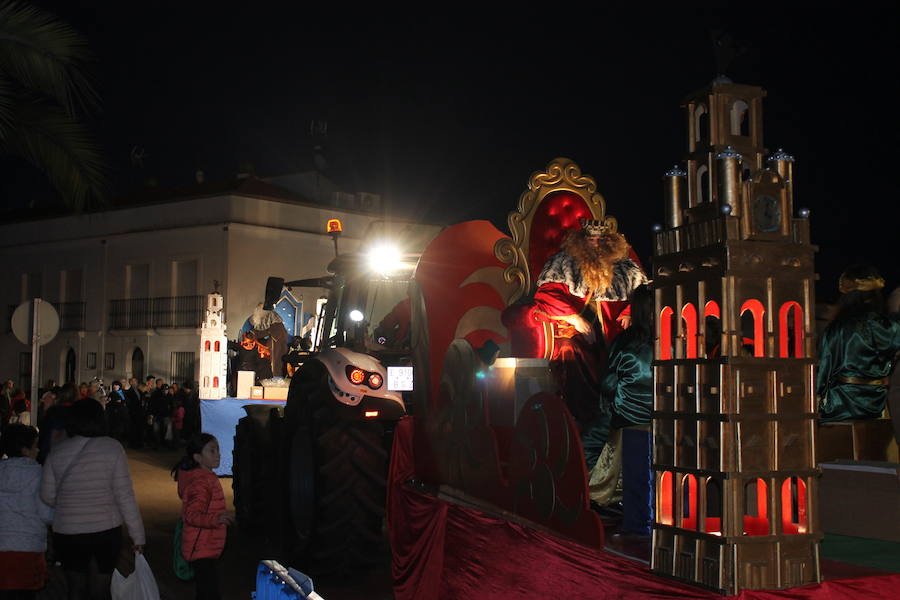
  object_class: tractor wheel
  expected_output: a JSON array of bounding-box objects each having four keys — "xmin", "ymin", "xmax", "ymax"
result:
[
  {"xmin": 284, "ymin": 360, "xmax": 390, "ymax": 575},
  {"xmin": 232, "ymin": 417, "xmax": 257, "ymax": 528},
  {"xmin": 284, "ymin": 361, "xmax": 328, "ymax": 557},
  {"xmin": 233, "ymin": 406, "xmax": 282, "ymax": 532},
  {"xmin": 307, "ymin": 402, "xmax": 388, "ymax": 575}
]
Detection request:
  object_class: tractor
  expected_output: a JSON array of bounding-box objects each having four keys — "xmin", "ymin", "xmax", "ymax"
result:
[{"xmin": 232, "ymin": 222, "xmax": 417, "ymax": 575}]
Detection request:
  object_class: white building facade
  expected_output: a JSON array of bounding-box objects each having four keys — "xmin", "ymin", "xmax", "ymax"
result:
[{"xmin": 0, "ymin": 177, "xmax": 440, "ymax": 391}]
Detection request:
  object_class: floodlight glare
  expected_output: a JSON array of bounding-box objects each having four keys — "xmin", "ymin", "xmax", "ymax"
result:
[
  {"xmin": 367, "ymin": 244, "xmax": 404, "ymax": 275},
  {"xmin": 349, "ymin": 309, "xmax": 364, "ymax": 322}
]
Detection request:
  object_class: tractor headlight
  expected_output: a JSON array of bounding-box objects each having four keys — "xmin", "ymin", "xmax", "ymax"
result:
[{"xmin": 367, "ymin": 244, "xmax": 405, "ymax": 275}]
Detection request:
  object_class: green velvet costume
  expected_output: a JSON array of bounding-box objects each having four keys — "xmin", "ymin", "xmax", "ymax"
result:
[
  {"xmin": 601, "ymin": 327, "xmax": 653, "ymax": 427},
  {"xmin": 816, "ymin": 311, "xmax": 900, "ymax": 422},
  {"xmin": 581, "ymin": 326, "xmax": 653, "ymax": 471}
]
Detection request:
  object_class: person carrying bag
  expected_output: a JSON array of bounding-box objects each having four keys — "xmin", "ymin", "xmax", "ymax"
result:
[{"xmin": 41, "ymin": 399, "xmax": 145, "ymax": 600}]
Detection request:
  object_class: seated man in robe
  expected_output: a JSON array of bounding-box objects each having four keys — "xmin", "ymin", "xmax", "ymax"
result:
[
  {"xmin": 528, "ymin": 218, "xmax": 647, "ymax": 468},
  {"xmin": 817, "ymin": 264, "xmax": 900, "ymax": 422}
]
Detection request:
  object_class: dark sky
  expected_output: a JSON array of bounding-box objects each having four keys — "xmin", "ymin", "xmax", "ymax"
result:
[{"xmin": 12, "ymin": 2, "xmax": 900, "ymax": 300}]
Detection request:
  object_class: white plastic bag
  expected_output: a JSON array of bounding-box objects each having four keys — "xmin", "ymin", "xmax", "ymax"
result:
[{"xmin": 111, "ymin": 552, "xmax": 160, "ymax": 600}]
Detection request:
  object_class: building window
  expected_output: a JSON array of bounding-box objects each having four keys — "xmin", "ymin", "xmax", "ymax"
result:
[
  {"xmin": 214, "ymin": 341, "xmax": 220, "ymax": 352},
  {"xmin": 23, "ymin": 272, "xmax": 42, "ymax": 302},
  {"xmin": 781, "ymin": 476, "xmax": 808, "ymax": 534},
  {"xmin": 778, "ymin": 301, "xmax": 804, "ymax": 358},
  {"xmin": 705, "ymin": 478, "xmax": 723, "ymax": 535},
  {"xmin": 171, "ymin": 351, "xmax": 195, "ymax": 385},
  {"xmin": 86, "ymin": 352, "xmax": 97, "ymax": 370},
  {"xmin": 696, "ymin": 165, "xmax": 709, "ymax": 204},
  {"xmin": 681, "ymin": 474, "xmax": 698, "ymax": 530},
  {"xmin": 658, "ymin": 471, "xmax": 674, "ymax": 526},
  {"xmin": 703, "ymin": 301, "xmax": 721, "ymax": 358},
  {"xmin": 681, "ymin": 303, "xmax": 698, "ymax": 359},
  {"xmin": 204, "ymin": 340, "xmax": 211, "ymax": 351},
  {"xmin": 175, "ymin": 260, "xmax": 198, "ymax": 296},
  {"xmin": 743, "ymin": 478, "xmax": 769, "ymax": 536},
  {"xmin": 104, "ymin": 352, "xmax": 115, "ymax": 371},
  {"xmin": 63, "ymin": 268, "xmax": 83, "ymax": 302},
  {"xmin": 730, "ymin": 100, "xmax": 750, "ymax": 136},
  {"xmin": 739, "ymin": 299, "xmax": 766, "ymax": 357},
  {"xmin": 659, "ymin": 306, "xmax": 674, "ymax": 360},
  {"xmin": 127, "ymin": 264, "xmax": 150, "ymax": 299},
  {"xmin": 695, "ymin": 104, "xmax": 709, "ymax": 143}
]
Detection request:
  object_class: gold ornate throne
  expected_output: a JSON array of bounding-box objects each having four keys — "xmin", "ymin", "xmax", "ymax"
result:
[{"xmin": 496, "ymin": 157, "xmax": 615, "ymax": 358}]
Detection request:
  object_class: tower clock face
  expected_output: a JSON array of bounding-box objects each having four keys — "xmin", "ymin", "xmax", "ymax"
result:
[{"xmin": 752, "ymin": 194, "xmax": 781, "ymax": 232}]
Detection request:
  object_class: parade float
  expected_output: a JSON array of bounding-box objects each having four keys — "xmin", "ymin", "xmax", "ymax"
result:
[
  {"xmin": 220, "ymin": 78, "xmax": 898, "ymax": 598},
  {"xmin": 386, "ymin": 79, "xmax": 900, "ymax": 599}
]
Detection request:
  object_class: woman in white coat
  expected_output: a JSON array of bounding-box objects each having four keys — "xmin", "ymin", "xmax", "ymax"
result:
[{"xmin": 0, "ymin": 423, "xmax": 54, "ymax": 598}]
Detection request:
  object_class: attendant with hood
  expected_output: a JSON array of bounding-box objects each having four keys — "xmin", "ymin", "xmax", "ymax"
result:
[{"xmin": 817, "ymin": 264, "xmax": 900, "ymax": 421}]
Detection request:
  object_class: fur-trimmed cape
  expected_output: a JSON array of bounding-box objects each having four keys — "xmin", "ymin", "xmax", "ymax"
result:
[{"xmin": 535, "ymin": 252, "xmax": 647, "ymax": 301}]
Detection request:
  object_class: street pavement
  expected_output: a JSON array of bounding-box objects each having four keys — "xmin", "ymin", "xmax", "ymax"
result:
[{"xmin": 127, "ymin": 447, "xmax": 395, "ymax": 600}]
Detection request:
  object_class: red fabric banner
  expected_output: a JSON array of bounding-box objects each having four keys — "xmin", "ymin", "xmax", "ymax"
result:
[{"xmin": 388, "ymin": 417, "xmax": 900, "ymax": 600}]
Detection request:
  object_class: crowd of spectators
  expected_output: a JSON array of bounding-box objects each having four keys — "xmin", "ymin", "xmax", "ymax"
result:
[{"xmin": 1, "ymin": 376, "xmax": 201, "ymax": 453}]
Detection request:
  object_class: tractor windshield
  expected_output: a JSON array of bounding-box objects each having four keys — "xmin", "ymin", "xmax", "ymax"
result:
[{"xmin": 364, "ymin": 278, "xmax": 411, "ymax": 350}]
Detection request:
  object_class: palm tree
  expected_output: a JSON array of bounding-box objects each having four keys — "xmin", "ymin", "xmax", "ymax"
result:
[{"xmin": 0, "ymin": 0, "xmax": 106, "ymax": 212}]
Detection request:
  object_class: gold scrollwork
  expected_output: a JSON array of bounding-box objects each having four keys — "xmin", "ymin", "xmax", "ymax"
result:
[{"xmin": 495, "ymin": 158, "xmax": 609, "ymax": 304}]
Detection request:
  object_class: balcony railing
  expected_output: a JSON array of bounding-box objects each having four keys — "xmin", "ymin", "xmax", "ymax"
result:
[
  {"xmin": 57, "ymin": 301, "xmax": 86, "ymax": 331},
  {"xmin": 109, "ymin": 296, "xmax": 204, "ymax": 330}
]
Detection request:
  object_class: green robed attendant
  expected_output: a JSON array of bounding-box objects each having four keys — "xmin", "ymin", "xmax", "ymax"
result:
[{"xmin": 817, "ymin": 265, "xmax": 900, "ymax": 422}]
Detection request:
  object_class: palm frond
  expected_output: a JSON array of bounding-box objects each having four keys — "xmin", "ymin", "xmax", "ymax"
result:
[
  {"xmin": 0, "ymin": 0, "xmax": 99, "ymax": 115},
  {"xmin": 0, "ymin": 98, "xmax": 107, "ymax": 212}
]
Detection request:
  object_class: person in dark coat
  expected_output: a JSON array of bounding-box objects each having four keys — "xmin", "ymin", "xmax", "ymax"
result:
[
  {"xmin": 149, "ymin": 382, "xmax": 171, "ymax": 450},
  {"xmin": 179, "ymin": 381, "xmax": 200, "ymax": 440},
  {"xmin": 124, "ymin": 378, "xmax": 144, "ymax": 449},
  {"xmin": 37, "ymin": 383, "xmax": 77, "ymax": 463},
  {"xmin": 105, "ymin": 381, "xmax": 130, "ymax": 444}
]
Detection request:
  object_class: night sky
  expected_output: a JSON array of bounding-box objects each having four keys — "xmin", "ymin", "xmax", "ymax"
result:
[{"xmin": 9, "ymin": 3, "xmax": 900, "ymax": 300}]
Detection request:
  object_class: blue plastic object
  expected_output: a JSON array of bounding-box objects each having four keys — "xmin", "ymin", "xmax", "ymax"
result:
[
  {"xmin": 621, "ymin": 427, "xmax": 654, "ymax": 535},
  {"xmin": 254, "ymin": 560, "xmax": 320, "ymax": 600}
]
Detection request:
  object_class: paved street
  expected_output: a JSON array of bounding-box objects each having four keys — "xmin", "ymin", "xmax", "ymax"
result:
[{"xmin": 127, "ymin": 447, "xmax": 395, "ymax": 600}]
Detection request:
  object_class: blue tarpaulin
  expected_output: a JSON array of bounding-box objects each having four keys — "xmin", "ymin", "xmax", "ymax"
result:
[{"xmin": 200, "ymin": 398, "xmax": 284, "ymax": 476}]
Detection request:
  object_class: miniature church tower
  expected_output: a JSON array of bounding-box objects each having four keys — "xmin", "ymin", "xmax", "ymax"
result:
[
  {"xmin": 650, "ymin": 78, "xmax": 821, "ymax": 594},
  {"xmin": 199, "ymin": 288, "xmax": 228, "ymax": 399}
]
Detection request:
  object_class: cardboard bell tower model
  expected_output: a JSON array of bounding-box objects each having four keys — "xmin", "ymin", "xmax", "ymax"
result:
[
  {"xmin": 199, "ymin": 291, "xmax": 228, "ymax": 400},
  {"xmin": 650, "ymin": 78, "xmax": 821, "ymax": 594}
]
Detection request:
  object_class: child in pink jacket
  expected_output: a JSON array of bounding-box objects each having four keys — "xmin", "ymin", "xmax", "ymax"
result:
[{"xmin": 171, "ymin": 434, "xmax": 234, "ymax": 600}]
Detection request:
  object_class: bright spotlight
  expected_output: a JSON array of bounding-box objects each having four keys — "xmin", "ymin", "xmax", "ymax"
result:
[
  {"xmin": 349, "ymin": 309, "xmax": 364, "ymax": 322},
  {"xmin": 367, "ymin": 244, "xmax": 405, "ymax": 275}
]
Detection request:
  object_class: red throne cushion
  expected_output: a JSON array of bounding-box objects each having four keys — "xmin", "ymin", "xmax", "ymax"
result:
[
  {"xmin": 502, "ymin": 190, "xmax": 594, "ymax": 358},
  {"xmin": 527, "ymin": 190, "xmax": 595, "ymax": 282}
]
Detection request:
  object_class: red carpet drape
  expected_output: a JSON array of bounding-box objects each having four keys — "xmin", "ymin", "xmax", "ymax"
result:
[{"xmin": 388, "ymin": 416, "xmax": 900, "ymax": 599}]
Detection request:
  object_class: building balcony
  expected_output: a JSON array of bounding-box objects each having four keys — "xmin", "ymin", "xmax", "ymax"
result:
[{"xmin": 109, "ymin": 295, "xmax": 204, "ymax": 330}]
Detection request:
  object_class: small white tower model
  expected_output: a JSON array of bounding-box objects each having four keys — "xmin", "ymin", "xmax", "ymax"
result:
[{"xmin": 199, "ymin": 289, "xmax": 228, "ymax": 399}]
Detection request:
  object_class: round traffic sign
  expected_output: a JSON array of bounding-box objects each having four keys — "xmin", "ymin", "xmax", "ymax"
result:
[{"xmin": 11, "ymin": 300, "xmax": 60, "ymax": 346}]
